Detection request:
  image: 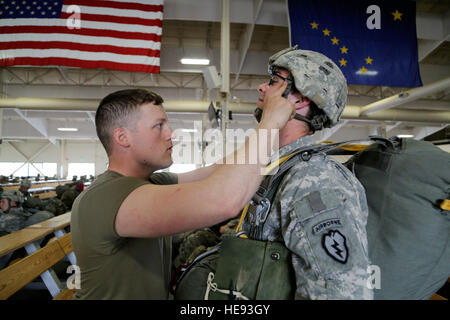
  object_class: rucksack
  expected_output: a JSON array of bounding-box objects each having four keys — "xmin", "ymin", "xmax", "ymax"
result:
[{"xmin": 345, "ymin": 137, "xmax": 450, "ymax": 300}]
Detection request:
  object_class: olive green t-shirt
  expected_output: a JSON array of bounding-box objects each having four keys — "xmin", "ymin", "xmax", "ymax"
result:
[{"xmin": 71, "ymin": 170, "xmax": 178, "ymax": 300}]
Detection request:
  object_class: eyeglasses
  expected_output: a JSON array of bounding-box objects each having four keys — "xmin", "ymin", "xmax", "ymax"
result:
[{"xmin": 268, "ymin": 73, "xmax": 289, "ymax": 87}]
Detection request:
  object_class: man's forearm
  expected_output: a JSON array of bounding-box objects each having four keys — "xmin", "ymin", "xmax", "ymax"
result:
[{"xmin": 204, "ymin": 123, "xmax": 278, "ymax": 216}]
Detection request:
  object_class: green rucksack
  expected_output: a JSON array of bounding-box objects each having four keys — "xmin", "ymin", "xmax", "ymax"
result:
[{"xmin": 345, "ymin": 137, "xmax": 450, "ymax": 300}]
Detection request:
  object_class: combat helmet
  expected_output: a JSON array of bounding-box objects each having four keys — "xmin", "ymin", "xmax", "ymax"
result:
[
  {"xmin": 1, "ymin": 189, "xmax": 25, "ymax": 205},
  {"xmin": 267, "ymin": 45, "xmax": 348, "ymax": 131},
  {"xmin": 20, "ymin": 178, "xmax": 32, "ymax": 189}
]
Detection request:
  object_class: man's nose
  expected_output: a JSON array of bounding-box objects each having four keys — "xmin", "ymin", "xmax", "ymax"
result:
[
  {"xmin": 258, "ymin": 82, "xmax": 268, "ymax": 94},
  {"xmin": 168, "ymin": 126, "xmax": 175, "ymax": 140}
]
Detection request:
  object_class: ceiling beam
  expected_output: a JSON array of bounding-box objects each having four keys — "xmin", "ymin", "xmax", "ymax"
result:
[
  {"xmin": 360, "ymin": 76, "xmax": 450, "ymax": 116},
  {"xmin": 6, "ymin": 141, "xmax": 52, "ymax": 176},
  {"xmin": 412, "ymin": 125, "xmax": 447, "ymax": 140},
  {"xmin": 2, "ymin": 98, "xmax": 450, "ymax": 124},
  {"xmin": 13, "ymin": 108, "xmax": 56, "ymax": 145},
  {"xmin": 418, "ymin": 36, "xmax": 449, "ymax": 62},
  {"xmin": 386, "ymin": 121, "xmax": 403, "ymax": 132},
  {"xmin": 86, "ymin": 111, "xmax": 95, "ymax": 125},
  {"xmin": 418, "ymin": 9, "xmax": 449, "ymax": 61},
  {"xmin": 234, "ymin": 0, "xmax": 264, "ymax": 84}
]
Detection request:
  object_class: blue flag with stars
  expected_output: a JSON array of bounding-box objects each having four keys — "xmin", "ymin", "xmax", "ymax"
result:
[{"xmin": 287, "ymin": 0, "xmax": 422, "ymax": 87}]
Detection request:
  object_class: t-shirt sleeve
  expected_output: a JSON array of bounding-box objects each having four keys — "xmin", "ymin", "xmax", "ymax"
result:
[
  {"xmin": 149, "ymin": 172, "xmax": 178, "ymax": 185},
  {"xmin": 75, "ymin": 176, "xmax": 149, "ymax": 255}
]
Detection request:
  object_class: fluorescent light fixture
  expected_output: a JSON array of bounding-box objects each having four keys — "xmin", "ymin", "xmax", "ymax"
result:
[
  {"xmin": 180, "ymin": 58, "xmax": 210, "ymax": 65},
  {"xmin": 397, "ymin": 134, "xmax": 414, "ymax": 138},
  {"xmin": 181, "ymin": 129, "xmax": 198, "ymax": 133},
  {"xmin": 57, "ymin": 128, "xmax": 78, "ymax": 132}
]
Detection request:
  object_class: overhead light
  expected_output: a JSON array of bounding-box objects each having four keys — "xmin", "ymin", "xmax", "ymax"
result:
[
  {"xmin": 58, "ymin": 128, "xmax": 78, "ymax": 132},
  {"xmin": 397, "ymin": 134, "xmax": 414, "ymax": 138},
  {"xmin": 180, "ymin": 58, "xmax": 210, "ymax": 65},
  {"xmin": 181, "ymin": 129, "xmax": 198, "ymax": 133}
]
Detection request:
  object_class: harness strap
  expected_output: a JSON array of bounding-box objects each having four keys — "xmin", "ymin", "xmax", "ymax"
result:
[
  {"xmin": 235, "ymin": 136, "xmax": 397, "ymax": 237},
  {"xmin": 441, "ymin": 199, "xmax": 450, "ymax": 211},
  {"xmin": 235, "ymin": 152, "xmax": 298, "ymax": 236}
]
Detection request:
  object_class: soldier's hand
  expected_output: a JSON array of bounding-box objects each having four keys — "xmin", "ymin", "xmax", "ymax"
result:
[{"xmin": 258, "ymin": 81, "xmax": 296, "ymax": 130}]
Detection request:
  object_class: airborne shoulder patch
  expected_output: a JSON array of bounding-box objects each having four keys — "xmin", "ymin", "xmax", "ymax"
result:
[{"xmin": 312, "ymin": 218, "xmax": 343, "ymax": 234}]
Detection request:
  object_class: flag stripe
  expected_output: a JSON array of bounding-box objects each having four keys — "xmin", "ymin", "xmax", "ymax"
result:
[
  {"xmin": 1, "ymin": 49, "xmax": 160, "ymax": 65},
  {"xmin": 0, "ymin": 18, "xmax": 162, "ymax": 35},
  {"xmin": 0, "ymin": 34, "xmax": 159, "ymax": 50},
  {"xmin": 0, "ymin": 26, "xmax": 162, "ymax": 42},
  {"xmin": 0, "ymin": 41, "xmax": 160, "ymax": 57},
  {"xmin": 0, "ymin": 57, "xmax": 160, "ymax": 73},
  {"xmin": 63, "ymin": 0, "xmax": 163, "ymax": 13},
  {"xmin": 61, "ymin": 4, "xmax": 163, "ymax": 20},
  {"xmin": 60, "ymin": 12, "xmax": 162, "ymax": 27},
  {"xmin": 86, "ymin": 0, "xmax": 164, "ymax": 6}
]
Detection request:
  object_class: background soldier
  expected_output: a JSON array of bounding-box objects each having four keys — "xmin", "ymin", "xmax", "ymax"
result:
[
  {"xmin": 0, "ymin": 189, "xmax": 31, "ymax": 235},
  {"xmin": 19, "ymin": 178, "xmax": 32, "ymax": 196},
  {"xmin": 19, "ymin": 178, "xmax": 44, "ymax": 212}
]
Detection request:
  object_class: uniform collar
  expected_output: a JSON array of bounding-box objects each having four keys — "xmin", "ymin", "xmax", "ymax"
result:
[{"xmin": 270, "ymin": 135, "xmax": 314, "ymax": 163}]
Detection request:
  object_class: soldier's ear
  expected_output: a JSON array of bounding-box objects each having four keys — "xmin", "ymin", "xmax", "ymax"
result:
[{"xmin": 112, "ymin": 127, "xmax": 131, "ymax": 149}]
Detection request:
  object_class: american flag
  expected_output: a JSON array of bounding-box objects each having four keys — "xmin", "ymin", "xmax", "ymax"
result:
[{"xmin": 0, "ymin": 0, "xmax": 163, "ymax": 73}]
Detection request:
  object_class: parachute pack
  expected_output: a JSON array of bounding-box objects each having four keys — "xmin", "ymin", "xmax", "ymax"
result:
[
  {"xmin": 174, "ymin": 136, "xmax": 450, "ymax": 300},
  {"xmin": 345, "ymin": 137, "xmax": 450, "ymax": 300}
]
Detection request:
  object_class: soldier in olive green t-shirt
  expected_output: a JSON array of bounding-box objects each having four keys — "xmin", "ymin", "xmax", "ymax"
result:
[
  {"xmin": 70, "ymin": 88, "xmax": 294, "ymax": 300},
  {"xmin": 71, "ymin": 171, "xmax": 177, "ymax": 300}
]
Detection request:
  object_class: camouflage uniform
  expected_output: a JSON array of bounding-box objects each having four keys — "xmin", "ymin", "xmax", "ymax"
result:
[
  {"xmin": 244, "ymin": 47, "xmax": 372, "ymax": 299},
  {"xmin": 42, "ymin": 198, "xmax": 67, "ymax": 216},
  {"xmin": 0, "ymin": 207, "xmax": 31, "ymax": 233},
  {"xmin": 242, "ymin": 135, "xmax": 372, "ymax": 299},
  {"xmin": 0, "ymin": 189, "xmax": 55, "ymax": 233},
  {"xmin": 0, "ymin": 189, "xmax": 32, "ymax": 234}
]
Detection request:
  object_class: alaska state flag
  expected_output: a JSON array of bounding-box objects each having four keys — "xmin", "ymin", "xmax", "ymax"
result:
[{"xmin": 287, "ymin": 0, "xmax": 422, "ymax": 87}]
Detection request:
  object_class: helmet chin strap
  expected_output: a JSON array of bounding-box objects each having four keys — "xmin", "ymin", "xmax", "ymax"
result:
[
  {"xmin": 292, "ymin": 98, "xmax": 327, "ymax": 132},
  {"xmin": 293, "ymin": 98, "xmax": 313, "ymax": 126},
  {"xmin": 254, "ymin": 97, "xmax": 325, "ymax": 131}
]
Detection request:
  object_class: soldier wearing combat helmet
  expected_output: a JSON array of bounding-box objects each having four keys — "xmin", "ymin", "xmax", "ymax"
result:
[
  {"xmin": 244, "ymin": 46, "xmax": 372, "ymax": 299},
  {"xmin": 0, "ymin": 189, "xmax": 31, "ymax": 235},
  {"xmin": 176, "ymin": 47, "xmax": 372, "ymax": 300},
  {"xmin": 19, "ymin": 178, "xmax": 32, "ymax": 196}
]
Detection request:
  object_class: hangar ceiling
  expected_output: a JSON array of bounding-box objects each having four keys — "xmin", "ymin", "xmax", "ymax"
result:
[{"xmin": 1, "ymin": 0, "xmax": 449, "ymax": 146}]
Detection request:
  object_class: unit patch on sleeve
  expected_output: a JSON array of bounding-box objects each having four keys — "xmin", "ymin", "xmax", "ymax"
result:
[
  {"xmin": 312, "ymin": 218, "xmax": 343, "ymax": 234},
  {"xmin": 322, "ymin": 230, "xmax": 348, "ymax": 264}
]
